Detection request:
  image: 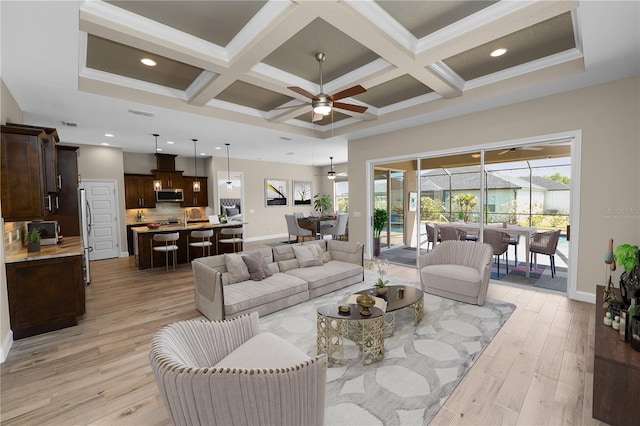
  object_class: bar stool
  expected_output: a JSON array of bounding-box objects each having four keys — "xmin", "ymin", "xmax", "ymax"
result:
[
  {"xmin": 151, "ymin": 232, "xmax": 179, "ymax": 271},
  {"xmin": 188, "ymin": 229, "xmax": 213, "ymax": 260},
  {"xmin": 217, "ymin": 226, "xmax": 244, "ymax": 253}
]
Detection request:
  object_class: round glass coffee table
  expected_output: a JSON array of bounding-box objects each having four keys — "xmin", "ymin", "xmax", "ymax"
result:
[
  {"xmin": 354, "ymin": 285, "xmax": 424, "ymax": 335},
  {"xmin": 316, "ymin": 304, "xmax": 385, "ymax": 366}
]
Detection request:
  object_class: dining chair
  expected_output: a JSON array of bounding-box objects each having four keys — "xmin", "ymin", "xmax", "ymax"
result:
[
  {"xmin": 285, "ymin": 214, "xmax": 313, "ymax": 243},
  {"xmin": 329, "ymin": 213, "xmax": 349, "ymax": 240},
  {"xmin": 187, "ymin": 229, "xmax": 213, "ymax": 259},
  {"xmin": 151, "ymin": 232, "xmax": 180, "ymax": 271},
  {"xmin": 530, "ymin": 229, "xmax": 561, "ymax": 277},
  {"xmin": 483, "ymin": 229, "xmax": 511, "ymax": 277}
]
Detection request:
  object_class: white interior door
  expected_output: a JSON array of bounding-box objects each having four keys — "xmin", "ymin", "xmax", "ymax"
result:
[{"xmin": 83, "ymin": 180, "xmax": 119, "ymax": 261}]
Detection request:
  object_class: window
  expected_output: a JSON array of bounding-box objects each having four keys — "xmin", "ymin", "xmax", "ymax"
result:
[{"xmin": 334, "ymin": 181, "xmax": 349, "ymax": 212}]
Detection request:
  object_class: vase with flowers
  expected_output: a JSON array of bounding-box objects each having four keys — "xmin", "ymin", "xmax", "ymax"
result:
[{"xmin": 615, "ymin": 244, "xmax": 639, "ymax": 308}]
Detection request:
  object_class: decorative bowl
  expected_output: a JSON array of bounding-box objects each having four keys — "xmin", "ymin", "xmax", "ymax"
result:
[
  {"xmin": 147, "ymin": 223, "xmax": 161, "ymax": 229},
  {"xmin": 338, "ymin": 305, "xmax": 351, "ymax": 314}
]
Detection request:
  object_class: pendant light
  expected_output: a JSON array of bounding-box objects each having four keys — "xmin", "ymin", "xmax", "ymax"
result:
[
  {"xmin": 225, "ymin": 143, "xmax": 233, "ymax": 192},
  {"xmin": 152, "ymin": 134, "xmax": 162, "ymax": 190},
  {"xmin": 327, "ymin": 156, "xmax": 336, "ymax": 180},
  {"xmin": 192, "ymin": 138, "xmax": 201, "ymax": 192}
]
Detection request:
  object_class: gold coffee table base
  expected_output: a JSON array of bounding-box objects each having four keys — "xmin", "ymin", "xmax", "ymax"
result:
[{"xmin": 317, "ymin": 305, "xmax": 385, "ymax": 366}]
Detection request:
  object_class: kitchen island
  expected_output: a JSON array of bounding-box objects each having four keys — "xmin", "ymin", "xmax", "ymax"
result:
[
  {"xmin": 4, "ymin": 237, "xmax": 85, "ymax": 339},
  {"xmin": 131, "ymin": 222, "xmax": 243, "ymax": 270}
]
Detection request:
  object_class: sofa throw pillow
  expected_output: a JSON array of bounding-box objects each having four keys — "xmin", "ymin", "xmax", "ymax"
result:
[
  {"xmin": 242, "ymin": 252, "xmax": 273, "ymax": 281},
  {"xmin": 277, "ymin": 258, "xmax": 299, "ymax": 272},
  {"xmin": 293, "ymin": 244, "xmax": 323, "ymax": 268},
  {"xmin": 321, "ymin": 250, "xmax": 332, "ymax": 263},
  {"xmin": 224, "ymin": 253, "xmax": 250, "ymax": 284}
]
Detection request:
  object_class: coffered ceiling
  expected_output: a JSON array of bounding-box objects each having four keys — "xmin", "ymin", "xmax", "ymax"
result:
[{"xmin": 1, "ymin": 1, "xmax": 639, "ymax": 165}]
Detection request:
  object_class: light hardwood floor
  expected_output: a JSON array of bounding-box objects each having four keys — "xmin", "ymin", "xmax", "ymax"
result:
[{"xmin": 1, "ymin": 244, "xmax": 603, "ymax": 425}]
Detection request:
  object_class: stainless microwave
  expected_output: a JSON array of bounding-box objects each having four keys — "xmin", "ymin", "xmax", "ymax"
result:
[
  {"xmin": 156, "ymin": 189, "xmax": 184, "ymax": 202},
  {"xmin": 28, "ymin": 220, "xmax": 60, "ymax": 245}
]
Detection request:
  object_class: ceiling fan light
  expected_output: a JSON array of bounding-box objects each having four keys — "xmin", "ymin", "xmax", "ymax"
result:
[
  {"xmin": 313, "ymin": 104, "xmax": 332, "ymax": 115},
  {"xmin": 226, "ymin": 181, "xmax": 233, "ymax": 192},
  {"xmin": 327, "ymin": 171, "xmax": 336, "ymax": 180}
]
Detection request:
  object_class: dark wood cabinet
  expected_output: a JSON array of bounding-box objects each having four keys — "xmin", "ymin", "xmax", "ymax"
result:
[
  {"xmin": 593, "ymin": 286, "xmax": 640, "ymax": 425},
  {"xmin": 182, "ymin": 176, "xmax": 208, "ymax": 207},
  {"xmin": 1, "ymin": 125, "xmax": 48, "ymax": 221},
  {"xmin": 153, "ymin": 170, "xmax": 183, "ymax": 190},
  {"xmin": 7, "ymin": 123, "xmax": 61, "ymax": 215},
  {"xmin": 124, "ymin": 174, "xmax": 156, "ymax": 209},
  {"xmin": 50, "ymin": 146, "xmax": 80, "ymax": 236},
  {"xmin": 6, "ymin": 255, "xmax": 85, "ymax": 339}
]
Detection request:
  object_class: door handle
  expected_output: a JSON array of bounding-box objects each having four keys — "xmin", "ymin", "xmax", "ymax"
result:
[
  {"xmin": 55, "ymin": 196, "xmax": 59, "ymax": 209},
  {"xmin": 45, "ymin": 194, "xmax": 52, "ymax": 211},
  {"xmin": 57, "ymin": 175, "xmax": 62, "ymax": 189}
]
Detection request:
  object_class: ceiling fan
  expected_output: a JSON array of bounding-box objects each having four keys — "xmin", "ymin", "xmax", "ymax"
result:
[
  {"xmin": 275, "ymin": 52, "xmax": 368, "ymax": 120},
  {"xmin": 315, "ymin": 156, "xmax": 347, "ymax": 179},
  {"xmin": 496, "ymin": 146, "xmax": 543, "ymax": 156}
]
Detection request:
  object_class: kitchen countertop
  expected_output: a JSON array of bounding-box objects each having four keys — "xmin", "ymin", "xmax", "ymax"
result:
[
  {"xmin": 4, "ymin": 236, "xmax": 84, "ymax": 263},
  {"xmin": 131, "ymin": 221, "xmax": 244, "ymax": 234}
]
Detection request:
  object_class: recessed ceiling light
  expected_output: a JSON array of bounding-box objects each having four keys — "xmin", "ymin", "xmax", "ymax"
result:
[
  {"xmin": 104, "ymin": 133, "xmax": 114, "ymax": 138},
  {"xmin": 101, "ymin": 142, "xmax": 110, "ymax": 146},
  {"xmin": 215, "ymin": 147, "xmax": 222, "ymax": 150},
  {"xmin": 140, "ymin": 58, "xmax": 157, "ymax": 66},
  {"xmin": 200, "ymin": 152, "xmax": 207, "ymax": 156},
  {"xmin": 490, "ymin": 48, "xmax": 507, "ymax": 57},
  {"xmin": 156, "ymin": 148, "xmax": 163, "ymax": 152},
  {"xmin": 286, "ymin": 152, "xmax": 295, "ymax": 155},
  {"xmin": 166, "ymin": 141, "xmax": 174, "ymax": 144},
  {"xmin": 471, "ymin": 153, "xmax": 481, "ymax": 158}
]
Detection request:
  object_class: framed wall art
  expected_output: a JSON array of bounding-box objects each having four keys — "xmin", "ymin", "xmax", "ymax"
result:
[
  {"xmin": 409, "ymin": 192, "xmax": 418, "ymax": 212},
  {"xmin": 265, "ymin": 178, "xmax": 288, "ymax": 206},
  {"xmin": 293, "ymin": 180, "xmax": 312, "ymax": 206}
]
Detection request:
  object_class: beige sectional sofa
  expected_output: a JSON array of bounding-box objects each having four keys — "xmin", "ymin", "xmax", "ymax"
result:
[{"xmin": 192, "ymin": 239, "xmax": 364, "ymax": 321}]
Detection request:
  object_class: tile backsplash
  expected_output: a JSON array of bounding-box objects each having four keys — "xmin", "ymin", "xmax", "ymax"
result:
[{"xmin": 126, "ymin": 204, "xmax": 206, "ymax": 224}]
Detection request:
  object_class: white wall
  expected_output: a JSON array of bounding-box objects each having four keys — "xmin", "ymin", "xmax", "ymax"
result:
[
  {"xmin": 1, "ymin": 79, "xmax": 24, "ymax": 361},
  {"xmin": 348, "ymin": 76, "xmax": 640, "ymax": 298}
]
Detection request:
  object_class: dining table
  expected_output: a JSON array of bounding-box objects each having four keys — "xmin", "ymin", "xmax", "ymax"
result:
[
  {"xmin": 434, "ymin": 222, "xmax": 537, "ymax": 278},
  {"xmin": 297, "ymin": 216, "xmax": 336, "ymax": 237}
]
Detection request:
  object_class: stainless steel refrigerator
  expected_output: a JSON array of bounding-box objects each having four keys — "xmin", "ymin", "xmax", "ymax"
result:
[{"xmin": 79, "ymin": 187, "xmax": 92, "ymax": 284}]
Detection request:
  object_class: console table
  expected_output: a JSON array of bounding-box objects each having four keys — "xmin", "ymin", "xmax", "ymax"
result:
[{"xmin": 593, "ymin": 285, "xmax": 640, "ymax": 425}]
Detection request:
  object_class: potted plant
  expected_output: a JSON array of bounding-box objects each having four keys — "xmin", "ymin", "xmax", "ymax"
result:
[
  {"xmin": 313, "ymin": 193, "xmax": 332, "ymax": 215},
  {"xmin": 27, "ymin": 227, "xmax": 41, "ymax": 252},
  {"xmin": 373, "ymin": 208, "xmax": 389, "ymax": 257},
  {"xmin": 615, "ymin": 243, "xmax": 639, "ymax": 307},
  {"xmin": 373, "ymin": 258, "xmax": 390, "ymax": 295}
]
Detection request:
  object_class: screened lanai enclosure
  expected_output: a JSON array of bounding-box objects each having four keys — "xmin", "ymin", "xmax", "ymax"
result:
[{"xmin": 374, "ymin": 141, "xmax": 571, "ymax": 293}]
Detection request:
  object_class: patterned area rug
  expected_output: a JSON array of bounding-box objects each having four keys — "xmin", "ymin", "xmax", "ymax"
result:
[{"xmin": 260, "ymin": 270, "xmax": 515, "ymax": 425}]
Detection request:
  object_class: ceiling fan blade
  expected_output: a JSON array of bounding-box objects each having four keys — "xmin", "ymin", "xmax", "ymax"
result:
[
  {"xmin": 330, "ymin": 85, "xmax": 366, "ymax": 101},
  {"xmin": 497, "ymin": 149, "xmax": 510, "ymax": 156},
  {"xmin": 273, "ymin": 103, "xmax": 308, "ymax": 110},
  {"xmin": 287, "ymin": 86, "xmax": 316, "ymax": 99},
  {"xmin": 521, "ymin": 146, "xmax": 543, "ymax": 151},
  {"xmin": 332, "ymin": 101, "xmax": 368, "ymax": 114}
]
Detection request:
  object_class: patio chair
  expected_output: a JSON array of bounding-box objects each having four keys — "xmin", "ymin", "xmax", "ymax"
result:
[
  {"xmin": 483, "ymin": 229, "xmax": 511, "ymax": 277},
  {"xmin": 440, "ymin": 227, "xmax": 467, "ymax": 241},
  {"xmin": 530, "ymin": 229, "xmax": 561, "ymax": 277}
]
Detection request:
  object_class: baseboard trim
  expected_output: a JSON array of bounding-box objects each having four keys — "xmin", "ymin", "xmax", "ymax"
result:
[
  {"xmin": 573, "ymin": 290, "xmax": 596, "ymax": 304},
  {"xmin": 0, "ymin": 330, "xmax": 14, "ymax": 363},
  {"xmin": 244, "ymin": 233, "xmax": 288, "ymax": 243},
  {"xmin": 120, "ymin": 251, "xmax": 130, "ymax": 258}
]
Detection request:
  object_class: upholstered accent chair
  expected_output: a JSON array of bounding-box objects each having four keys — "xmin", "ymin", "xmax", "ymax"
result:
[
  {"xmin": 149, "ymin": 312, "xmax": 327, "ymax": 426},
  {"xmin": 418, "ymin": 240, "xmax": 493, "ymax": 305}
]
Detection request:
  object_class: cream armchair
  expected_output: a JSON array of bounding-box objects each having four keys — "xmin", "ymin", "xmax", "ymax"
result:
[
  {"xmin": 418, "ymin": 240, "xmax": 493, "ymax": 305},
  {"xmin": 149, "ymin": 312, "xmax": 327, "ymax": 426}
]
